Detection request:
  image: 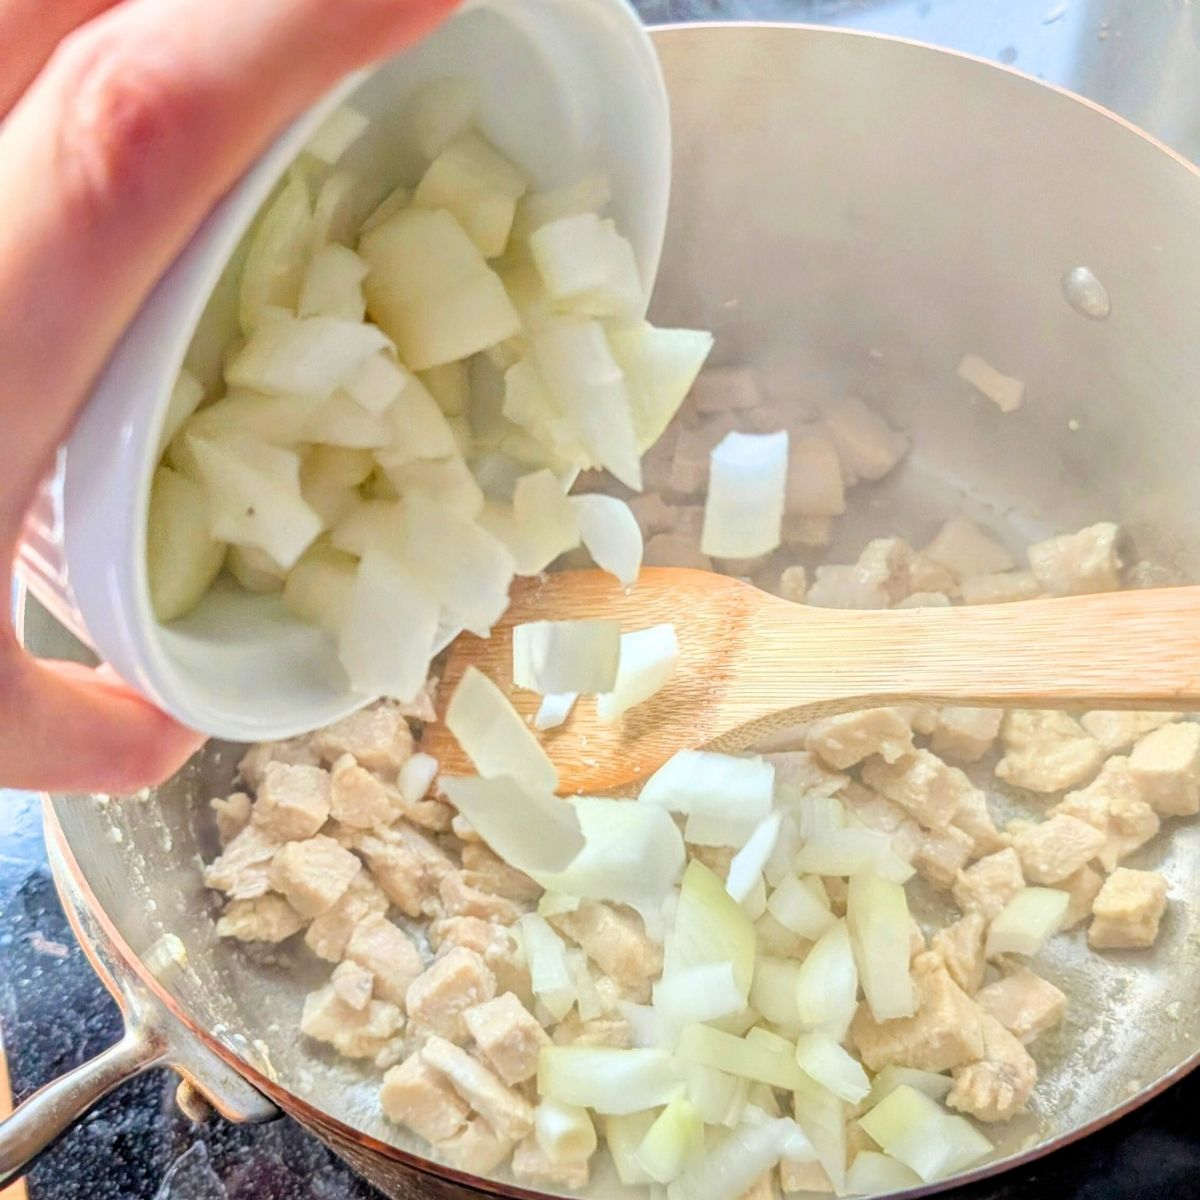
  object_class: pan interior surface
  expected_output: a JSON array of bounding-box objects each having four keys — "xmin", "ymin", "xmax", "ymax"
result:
[{"xmin": 34, "ymin": 24, "xmax": 1200, "ymax": 1199}]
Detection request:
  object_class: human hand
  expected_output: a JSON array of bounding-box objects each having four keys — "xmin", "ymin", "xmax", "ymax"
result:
[{"xmin": 0, "ymin": 0, "xmax": 457, "ymax": 793}]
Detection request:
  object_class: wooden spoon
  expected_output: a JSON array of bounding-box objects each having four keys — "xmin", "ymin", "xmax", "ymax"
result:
[{"xmin": 423, "ymin": 568, "xmax": 1200, "ymax": 796}]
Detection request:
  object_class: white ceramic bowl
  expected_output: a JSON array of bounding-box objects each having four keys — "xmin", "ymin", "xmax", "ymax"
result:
[{"xmin": 17, "ymin": 0, "xmax": 670, "ymax": 743}]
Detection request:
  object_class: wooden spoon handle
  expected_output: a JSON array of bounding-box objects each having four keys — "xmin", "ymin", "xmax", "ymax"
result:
[{"xmin": 745, "ymin": 585, "xmax": 1200, "ymax": 722}]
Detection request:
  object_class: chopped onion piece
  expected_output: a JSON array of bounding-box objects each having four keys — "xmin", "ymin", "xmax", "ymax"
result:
[
  {"xmin": 304, "ymin": 105, "xmax": 369, "ymax": 165},
  {"xmin": 378, "ymin": 371, "xmax": 459, "ymax": 463},
  {"xmin": 621, "ymin": 1002, "xmax": 675, "ymax": 1051},
  {"xmin": 666, "ymin": 1118, "xmax": 813, "ymax": 1200},
  {"xmin": 408, "ymin": 77, "xmax": 479, "ymax": 160},
  {"xmin": 305, "ymin": 392, "xmax": 393, "ymax": 449},
  {"xmin": 239, "ymin": 178, "xmax": 312, "ymax": 332},
  {"xmin": 763, "ymin": 815, "xmax": 800, "ymax": 888},
  {"xmin": 537, "ymin": 891, "xmax": 581, "ymax": 919},
  {"xmin": 726, "ymin": 812, "xmax": 782, "ymax": 903},
  {"xmin": 701, "ymin": 431, "xmax": 788, "ymax": 558},
  {"xmin": 653, "ymin": 962, "xmax": 744, "ymax": 1027},
  {"xmin": 338, "ymin": 547, "xmax": 439, "ymax": 702},
  {"xmin": 535, "ymin": 796, "xmax": 684, "ymax": 908},
  {"xmin": 794, "ymin": 828, "xmax": 913, "ymax": 883},
  {"xmin": 568, "ymin": 949, "xmax": 604, "ymax": 1021},
  {"xmin": 519, "ymin": 913, "xmax": 575, "ymax": 1020},
  {"xmin": 387, "ymin": 457, "xmax": 484, "ymax": 520},
  {"xmin": 535, "ymin": 693, "xmax": 578, "ymax": 730},
  {"xmin": 749, "ymin": 957, "xmax": 802, "ymax": 1027},
  {"xmin": 445, "ymin": 666, "xmax": 558, "ymax": 792},
  {"xmin": 537, "ymin": 1047, "xmax": 681, "ymax": 1115},
  {"xmin": 847, "ymin": 873, "xmax": 915, "ymax": 1022},
  {"xmin": 597, "ymin": 624, "xmax": 679, "ymax": 722},
  {"xmin": 794, "ymin": 1033, "xmax": 870, "ymax": 1104},
  {"xmin": 311, "ymin": 170, "xmax": 370, "ymax": 247},
  {"xmin": 640, "ymin": 751, "xmax": 774, "ymax": 820},
  {"xmin": 397, "ymin": 752, "xmax": 438, "ymax": 805},
  {"xmin": 794, "ymin": 921, "xmax": 858, "ymax": 1041},
  {"xmin": 683, "ymin": 812, "xmax": 759, "ymax": 849},
  {"xmin": 159, "ymin": 370, "xmax": 205, "ymax": 458},
  {"xmin": 331, "ymin": 499, "xmax": 403, "ymax": 558},
  {"xmin": 665, "ymin": 861, "xmax": 756, "ymax": 999},
  {"xmin": 863, "ymin": 1065, "xmax": 953, "ymax": 1111},
  {"xmin": 298, "ymin": 244, "xmax": 368, "ymax": 322},
  {"xmin": 520, "ymin": 172, "xmax": 612, "ymax": 234},
  {"xmin": 740, "ymin": 873, "xmax": 767, "ymax": 922},
  {"xmin": 146, "ymin": 467, "xmax": 226, "ymax": 622},
  {"xmin": 529, "ymin": 212, "xmax": 643, "ymax": 321},
  {"xmin": 858, "ymin": 1085, "xmax": 993, "ymax": 1183},
  {"xmin": 766, "ymin": 874, "xmax": 836, "ymax": 941},
  {"xmin": 635, "ymin": 1095, "xmax": 704, "ymax": 1185},
  {"xmin": 684, "ymin": 1063, "xmax": 748, "ymax": 1127},
  {"xmin": 439, "ymin": 776, "xmax": 582, "ymax": 875},
  {"xmin": 675, "ymin": 1025, "xmax": 807, "ymax": 1092},
  {"xmin": 845, "ymin": 1150, "xmax": 922, "ymax": 1194},
  {"xmin": 482, "ymin": 469, "xmax": 582, "ymax": 576},
  {"xmin": 282, "ymin": 542, "xmax": 356, "ymax": 633},
  {"xmin": 792, "ymin": 795, "xmax": 847, "ymax": 841},
  {"xmin": 985, "ymin": 887, "xmax": 1069, "ymax": 958},
  {"xmin": 606, "ymin": 1111, "xmax": 659, "ymax": 1186},
  {"xmin": 791, "ymin": 1075, "xmax": 848, "ymax": 1194},
  {"xmin": 572, "ymin": 494, "xmax": 643, "ymax": 586},
  {"xmin": 513, "ymin": 620, "xmax": 621, "ymax": 695},
  {"xmin": 342, "ymin": 353, "xmax": 405, "ymax": 415},
  {"xmin": 534, "ymin": 1099, "xmax": 597, "ymax": 1166}
]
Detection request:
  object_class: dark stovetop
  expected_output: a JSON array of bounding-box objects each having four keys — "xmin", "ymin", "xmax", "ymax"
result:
[{"xmin": 2, "ymin": 788, "xmax": 1199, "ymax": 1199}]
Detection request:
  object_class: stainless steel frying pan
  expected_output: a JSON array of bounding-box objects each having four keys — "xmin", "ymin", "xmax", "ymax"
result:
[{"xmin": 4, "ymin": 23, "xmax": 1200, "ymax": 1199}]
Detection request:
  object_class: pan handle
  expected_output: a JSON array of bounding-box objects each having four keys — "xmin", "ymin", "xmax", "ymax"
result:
[{"xmin": 0, "ymin": 1025, "xmax": 166, "ymax": 1188}]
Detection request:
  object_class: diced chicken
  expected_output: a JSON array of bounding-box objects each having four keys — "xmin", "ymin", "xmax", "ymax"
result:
[
  {"xmin": 894, "ymin": 591, "xmax": 952, "ymax": 608},
  {"xmin": 211, "ymin": 792, "xmax": 252, "ymax": 845},
  {"xmin": 1051, "ymin": 758, "xmax": 1161, "ymax": 872},
  {"xmin": 643, "ymin": 533, "xmax": 712, "ymax": 571},
  {"xmin": 952, "ymin": 849, "xmax": 1025, "ymax": 921},
  {"xmin": 1088, "ymin": 868, "xmax": 1168, "ymax": 950},
  {"xmin": 1027, "ymin": 522, "xmax": 1121, "ymax": 597},
  {"xmin": 238, "ymin": 736, "xmax": 320, "ymax": 789},
  {"xmin": 860, "ymin": 750, "xmax": 974, "ymax": 830},
  {"xmin": 781, "ymin": 1158, "xmax": 833, "ymax": 1194},
  {"xmin": 931, "ymin": 708, "xmax": 1003, "ymax": 764},
  {"xmin": 331, "ymin": 958, "xmax": 375, "ymax": 1011},
  {"xmin": 394, "ymin": 784, "xmax": 454, "ymax": 833},
  {"xmin": 931, "ymin": 913, "xmax": 987, "ymax": 994},
  {"xmin": 806, "ymin": 708, "xmax": 914, "ymax": 770},
  {"xmin": 923, "ymin": 517, "xmax": 1014, "ymax": 579},
  {"xmin": 305, "ymin": 872, "xmax": 390, "ymax": 962},
  {"xmin": 822, "ymin": 396, "xmax": 908, "ymax": 484},
  {"xmin": 766, "ymin": 750, "xmax": 848, "ymax": 802},
  {"xmin": 406, "ymin": 947, "xmax": 497, "ymax": 1042},
  {"xmin": 357, "ymin": 822, "xmax": 454, "ymax": 918},
  {"xmin": 851, "ymin": 952, "xmax": 986, "ymax": 1073},
  {"xmin": 268, "ymin": 836, "xmax": 361, "ymax": 919},
  {"xmin": 461, "ymin": 843, "xmax": 543, "ymax": 904},
  {"xmin": 1055, "ymin": 865, "xmax": 1104, "ymax": 930},
  {"xmin": 204, "ymin": 824, "xmax": 281, "ymax": 900},
  {"xmin": 512, "ymin": 1135, "xmax": 590, "ymax": 1189},
  {"xmin": 395, "ymin": 676, "xmax": 439, "ymax": 725},
  {"xmin": 853, "ymin": 538, "xmax": 917, "ymax": 605},
  {"xmin": 777, "ymin": 565, "xmax": 808, "ymax": 604},
  {"xmin": 627, "ymin": 492, "xmax": 677, "ymax": 538},
  {"xmin": 381, "ymin": 1052, "xmax": 470, "ymax": 1143},
  {"xmin": 687, "ymin": 842, "xmax": 737, "ymax": 879},
  {"xmin": 805, "ymin": 565, "xmax": 888, "ymax": 610},
  {"xmin": 1009, "ymin": 814, "xmax": 1107, "ymax": 885},
  {"xmin": 301, "ymin": 984, "xmax": 404, "ymax": 1059},
  {"xmin": 912, "ymin": 825, "xmax": 975, "ymax": 889},
  {"xmin": 1079, "ymin": 711, "xmax": 1181, "ymax": 755},
  {"xmin": 550, "ymin": 903, "xmax": 663, "ymax": 1003},
  {"xmin": 1127, "ymin": 722, "xmax": 1200, "ymax": 816},
  {"xmin": 692, "ymin": 366, "xmax": 762, "ymax": 414},
  {"xmin": 311, "ymin": 701, "xmax": 415, "ymax": 774},
  {"xmin": 947, "ymin": 1014, "xmax": 1037, "ymax": 1122},
  {"xmin": 463, "ymin": 991, "xmax": 551, "ymax": 1085},
  {"xmin": 895, "ymin": 704, "xmax": 939, "ymax": 736},
  {"xmin": 958, "ymin": 571, "xmax": 1042, "ymax": 606},
  {"xmin": 329, "ymin": 754, "xmax": 394, "ymax": 829},
  {"xmin": 976, "ymin": 968, "xmax": 1066, "ymax": 1043},
  {"xmin": 440, "ymin": 871, "xmax": 524, "ymax": 925},
  {"xmin": 346, "ymin": 914, "xmax": 425, "ymax": 1006},
  {"xmin": 432, "ymin": 918, "xmax": 532, "ymax": 1003},
  {"xmin": 787, "ymin": 427, "xmax": 845, "ymax": 517},
  {"xmin": 948, "ymin": 788, "xmax": 1004, "ymax": 858},
  {"xmin": 668, "ymin": 419, "xmax": 738, "ymax": 498},
  {"xmin": 420, "ymin": 1035, "xmax": 535, "ymax": 1142},
  {"xmin": 216, "ymin": 894, "xmax": 305, "ymax": 943},
  {"xmin": 840, "ymin": 784, "xmax": 922, "ymax": 863},
  {"xmin": 994, "ymin": 710, "xmax": 1103, "ymax": 793},
  {"xmin": 782, "ymin": 514, "xmax": 832, "ymax": 549},
  {"xmin": 550, "ymin": 1013, "xmax": 632, "ymax": 1048},
  {"xmin": 435, "ymin": 1118, "xmax": 512, "ymax": 1175},
  {"xmin": 252, "ymin": 762, "xmax": 331, "ymax": 840}
]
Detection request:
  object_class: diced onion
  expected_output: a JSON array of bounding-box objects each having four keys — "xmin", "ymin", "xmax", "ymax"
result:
[
  {"xmin": 665, "ymin": 861, "xmax": 756, "ymax": 999},
  {"xmin": 653, "ymin": 962, "xmax": 744, "ymax": 1027},
  {"xmin": 858, "ymin": 1085, "xmax": 993, "ymax": 1183},
  {"xmin": 408, "ymin": 77, "xmax": 478, "ymax": 160},
  {"xmin": 763, "ymin": 814, "xmax": 800, "ymax": 888},
  {"xmin": 534, "ymin": 692, "xmax": 578, "ymax": 730},
  {"xmin": 519, "ymin": 913, "xmax": 576, "ymax": 1020},
  {"xmin": 749, "ymin": 957, "xmax": 802, "ymax": 1027},
  {"xmin": 397, "ymin": 752, "xmax": 438, "ymax": 805},
  {"xmin": 847, "ymin": 873, "xmax": 915, "ymax": 1022},
  {"xmin": 740, "ymin": 873, "xmax": 767, "ymax": 922},
  {"xmin": 792, "ymin": 796, "xmax": 847, "ymax": 842},
  {"xmin": 486, "ymin": 469, "xmax": 582, "ymax": 576},
  {"xmin": 700, "ymin": 431, "xmax": 788, "ymax": 558},
  {"xmin": 791, "ymin": 1075, "xmax": 848, "ymax": 1194},
  {"xmin": 597, "ymin": 624, "xmax": 679, "ymax": 722},
  {"xmin": 537, "ymin": 1046, "xmax": 681, "ymax": 1115},
  {"xmin": 445, "ymin": 665, "xmax": 558, "ymax": 792},
  {"xmin": 159, "ymin": 370, "xmax": 205, "ymax": 458},
  {"xmin": 845, "ymin": 1150, "xmax": 922, "ymax": 1194},
  {"xmin": 640, "ymin": 751, "xmax": 774, "ymax": 821},
  {"xmin": 572, "ymin": 494, "xmax": 644, "ymax": 587},
  {"xmin": 985, "ymin": 887, "xmax": 1069, "ymax": 958},
  {"xmin": 666, "ymin": 1118, "xmax": 813, "ymax": 1200},
  {"xmin": 537, "ymin": 891, "xmax": 581, "ymax": 919},
  {"xmin": 766, "ymin": 874, "xmax": 836, "ymax": 942},
  {"xmin": 238, "ymin": 179, "xmax": 312, "ymax": 332},
  {"xmin": 635, "ymin": 1095, "xmax": 704, "ymax": 1184},
  {"xmin": 675, "ymin": 1024, "xmax": 807, "ymax": 1092},
  {"xmin": 568, "ymin": 949, "xmax": 604, "ymax": 1021},
  {"xmin": 298, "ymin": 244, "xmax": 368, "ymax": 322},
  {"xmin": 304, "ymin": 105, "xmax": 369, "ymax": 165},
  {"xmin": 535, "ymin": 1099, "xmax": 597, "ymax": 1166},
  {"xmin": 794, "ymin": 828, "xmax": 914, "ymax": 883},
  {"xmin": 621, "ymin": 1002, "xmax": 676, "ymax": 1051},
  {"xmin": 683, "ymin": 812, "xmax": 760, "ymax": 849},
  {"xmin": 725, "ymin": 812, "xmax": 782, "ymax": 903},
  {"xmin": 282, "ymin": 542, "xmax": 356, "ymax": 634},
  {"xmin": 342, "ymin": 353, "xmax": 405, "ymax": 415},
  {"xmin": 683, "ymin": 1064, "xmax": 748, "ymax": 1127},
  {"xmin": 513, "ymin": 619, "xmax": 621, "ymax": 695},
  {"xmin": 439, "ymin": 775, "xmax": 582, "ymax": 875},
  {"xmin": 606, "ymin": 1111, "xmax": 659, "ymax": 1186},
  {"xmin": 863, "ymin": 1065, "xmax": 953, "ymax": 1112},
  {"xmin": 794, "ymin": 1033, "xmax": 870, "ymax": 1104},
  {"xmin": 794, "ymin": 921, "xmax": 859, "ymax": 1041},
  {"xmin": 146, "ymin": 467, "xmax": 227, "ymax": 623}
]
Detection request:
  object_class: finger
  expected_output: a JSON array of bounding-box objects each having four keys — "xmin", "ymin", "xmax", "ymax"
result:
[
  {"xmin": 0, "ymin": 0, "xmax": 459, "ymax": 541},
  {"xmin": 0, "ymin": 651, "xmax": 206, "ymax": 792},
  {"xmin": 0, "ymin": 0, "xmax": 125, "ymax": 117}
]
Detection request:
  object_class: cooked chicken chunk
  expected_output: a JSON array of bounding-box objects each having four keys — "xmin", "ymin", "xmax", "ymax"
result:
[
  {"xmin": 406, "ymin": 947, "xmax": 497, "ymax": 1042},
  {"xmin": 995, "ymin": 710, "xmax": 1103, "ymax": 793},
  {"xmin": 951, "ymin": 848, "xmax": 1025, "ymax": 921},
  {"xmin": 463, "ymin": 992, "xmax": 551, "ymax": 1085},
  {"xmin": 216, "ymin": 894, "xmax": 304, "ymax": 943},
  {"xmin": 300, "ymin": 985, "xmax": 404, "ymax": 1060},
  {"xmin": 211, "ymin": 792, "xmax": 251, "ymax": 845},
  {"xmin": 329, "ymin": 754, "xmax": 395, "ymax": 829},
  {"xmin": 331, "ymin": 959, "xmax": 375, "ymax": 1011},
  {"xmin": 550, "ymin": 903, "xmax": 663, "ymax": 1003},
  {"xmin": 931, "ymin": 913, "xmax": 987, "ymax": 995},
  {"xmin": 461, "ymin": 843, "xmax": 543, "ymax": 904},
  {"xmin": 805, "ymin": 565, "xmax": 888, "ymax": 610},
  {"xmin": 1088, "ymin": 868, "xmax": 1168, "ymax": 950},
  {"xmin": 440, "ymin": 871, "xmax": 524, "ymax": 925},
  {"xmin": 777, "ymin": 565, "xmax": 808, "ymax": 603},
  {"xmin": 931, "ymin": 708, "xmax": 1003, "ymax": 764},
  {"xmin": 203, "ymin": 824, "xmax": 281, "ymax": 900},
  {"xmin": 1027, "ymin": 522, "xmax": 1121, "ymax": 596},
  {"xmin": 237, "ymin": 736, "xmax": 320, "ymax": 789},
  {"xmin": 420, "ymin": 1035, "xmax": 535, "ymax": 1142},
  {"xmin": 946, "ymin": 1014, "xmax": 1037, "ymax": 1122},
  {"xmin": 304, "ymin": 872, "xmax": 390, "ymax": 962},
  {"xmin": 268, "ymin": 835, "xmax": 360, "ymax": 919},
  {"xmin": 1009, "ymin": 814, "xmax": 1107, "ymax": 885},
  {"xmin": 1051, "ymin": 759, "xmax": 1161, "ymax": 872},
  {"xmin": 252, "ymin": 762, "xmax": 331, "ymax": 840},
  {"xmin": 957, "ymin": 571, "xmax": 1041, "ymax": 606},
  {"xmin": 1055, "ymin": 865, "xmax": 1104, "ymax": 930},
  {"xmin": 861, "ymin": 750, "xmax": 976, "ymax": 830},
  {"xmin": 346, "ymin": 914, "xmax": 425, "ymax": 1007},
  {"xmin": 512, "ymin": 1135, "xmax": 590, "ymax": 1189},
  {"xmin": 381, "ymin": 1052, "xmax": 470, "ymax": 1143},
  {"xmin": 912, "ymin": 824, "xmax": 975, "ymax": 889},
  {"xmin": 311, "ymin": 701, "xmax": 415, "ymax": 774},
  {"xmin": 976, "ymin": 968, "xmax": 1066, "ymax": 1043},
  {"xmin": 787, "ymin": 427, "xmax": 845, "ymax": 517},
  {"xmin": 1079, "ymin": 711, "xmax": 1181, "ymax": 755},
  {"xmin": 435, "ymin": 1118, "xmax": 512, "ymax": 1175},
  {"xmin": 1127, "ymin": 722, "xmax": 1200, "ymax": 817},
  {"xmin": 924, "ymin": 517, "xmax": 1014, "ymax": 579},
  {"xmin": 550, "ymin": 1013, "xmax": 632, "ymax": 1048},
  {"xmin": 357, "ymin": 822, "xmax": 453, "ymax": 918},
  {"xmin": 806, "ymin": 708, "xmax": 915, "ymax": 770},
  {"xmin": 821, "ymin": 396, "xmax": 908, "ymax": 484}
]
